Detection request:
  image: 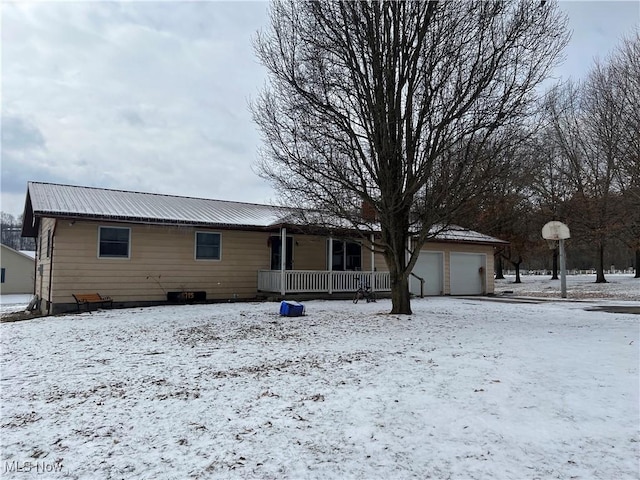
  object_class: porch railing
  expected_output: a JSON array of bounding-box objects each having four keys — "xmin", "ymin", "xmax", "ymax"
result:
[{"xmin": 257, "ymin": 270, "xmax": 391, "ymax": 294}]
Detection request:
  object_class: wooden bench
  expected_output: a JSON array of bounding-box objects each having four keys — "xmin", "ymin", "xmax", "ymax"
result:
[{"xmin": 72, "ymin": 293, "xmax": 113, "ymax": 312}]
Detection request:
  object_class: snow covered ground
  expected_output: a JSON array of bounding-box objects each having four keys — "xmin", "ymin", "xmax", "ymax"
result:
[
  {"xmin": 0, "ymin": 295, "xmax": 34, "ymax": 316},
  {"xmin": 1, "ymin": 293, "xmax": 638, "ymax": 479},
  {"xmin": 495, "ymin": 273, "xmax": 638, "ymax": 300}
]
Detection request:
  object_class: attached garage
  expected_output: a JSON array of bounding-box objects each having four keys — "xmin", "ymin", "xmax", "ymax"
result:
[
  {"xmin": 409, "ymin": 227, "xmax": 507, "ymax": 297},
  {"xmin": 410, "ymin": 251, "xmax": 444, "ymax": 296},
  {"xmin": 450, "ymin": 252, "xmax": 486, "ymax": 295}
]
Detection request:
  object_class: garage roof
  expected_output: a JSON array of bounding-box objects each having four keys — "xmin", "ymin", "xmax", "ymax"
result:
[{"xmin": 429, "ymin": 225, "xmax": 508, "ymax": 245}]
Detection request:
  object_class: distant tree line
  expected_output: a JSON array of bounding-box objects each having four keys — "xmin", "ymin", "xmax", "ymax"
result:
[
  {"xmin": 1, "ymin": 212, "xmax": 36, "ymax": 251},
  {"xmin": 452, "ymin": 32, "xmax": 639, "ymax": 282}
]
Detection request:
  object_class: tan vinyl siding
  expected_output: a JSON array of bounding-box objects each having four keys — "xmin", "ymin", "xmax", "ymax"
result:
[
  {"xmin": 371, "ymin": 250, "xmax": 388, "ymax": 272},
  {"xmin": 292, "ymin": 235, "xmax": 327, "ymax": 270},
  {"xmin": 35, "ymin": 218, "xmax": 56, "ymax": 310},
  {"xmin": 294, "ymin": 236, "xmax": 386, "ymax": 272},
  {"xmin": 50, "ymin": 221, "xmax": 273, "ymax": 304},
  {"xmin": 41, "ymin": 216, "xmax": 498, "ymax": 310}
]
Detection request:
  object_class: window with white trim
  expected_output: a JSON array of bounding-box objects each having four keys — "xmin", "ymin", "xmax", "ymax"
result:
[
  {"xmin": 99, "ymin": 227, "xmax": 131, "ymax": 258},
  {"xmin": 327, "ymin": 240, "xmax": 362, "ymax": 271},
  {"xmin": 195, "ymin": 232, "xmax": 221, "ymax": 260}
]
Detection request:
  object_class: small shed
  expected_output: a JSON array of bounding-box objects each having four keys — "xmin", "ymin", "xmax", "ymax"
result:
[{"xmin": 0, "ymin": 245, "xmax": 35, "ymax": 294}]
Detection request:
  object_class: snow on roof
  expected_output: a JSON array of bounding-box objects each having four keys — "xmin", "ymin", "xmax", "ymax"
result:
[
  {"xmin": 23, "ymin": 182, "xmax": 506, "ymax": 245},
  {"xmin": 26, "ymin": 182, "xmax": 290, "ymax": 228},
  {"xmin": 429, "ymin": 225, "xmax": 508, "ymax": 245},
  {"xmin": 0, "ymin": 244, "xmax": 36, "ymax": 261}
]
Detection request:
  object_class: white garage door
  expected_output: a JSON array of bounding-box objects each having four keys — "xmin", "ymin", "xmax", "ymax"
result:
[
  {"xmin": 450, "ymin": 253, "xmax": 485, "ymax": 295},
  {"xmin": 411, "ymin": 252, "xmax": 443, "ymax": 296}
]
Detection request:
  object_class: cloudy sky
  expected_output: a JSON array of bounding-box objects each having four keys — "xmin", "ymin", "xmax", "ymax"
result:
[{"xmin": 1, "ymin": 1, "xmax": 639, "ymax": 218}]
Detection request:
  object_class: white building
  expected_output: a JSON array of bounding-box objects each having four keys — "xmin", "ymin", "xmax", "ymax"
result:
[{"xmin": 0, "ymin": 244, "xmax": 35, "ymax": 294}]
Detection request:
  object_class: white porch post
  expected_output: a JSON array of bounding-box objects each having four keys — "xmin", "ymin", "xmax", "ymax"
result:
[
  {"xmin": 370, "ymin": 234, "xmax": 375, "ymax": 292},
  {"xmin": 328, "ymin": 236, "xmax": 333, "ymax": 294},
  {"xmin": 280, "ymin": 227, "xmax": 286, "ymax": 296}
]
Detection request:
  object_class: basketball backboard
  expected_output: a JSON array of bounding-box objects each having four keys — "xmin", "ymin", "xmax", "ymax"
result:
[{"xmin": 542, "ymin": 221, "xmax": 570, "ymax": 240}]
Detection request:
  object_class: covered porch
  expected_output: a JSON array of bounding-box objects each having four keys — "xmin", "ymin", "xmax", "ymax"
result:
[
  {"xmin": 257, "ymin": 270, "xmax": 391, "ymax": 295},
  {"xmin": 258, "ymin": 226, "xmax": 391, "ymax": 295}
]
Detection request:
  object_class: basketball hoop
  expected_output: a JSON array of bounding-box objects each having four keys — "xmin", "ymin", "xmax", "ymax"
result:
[
  {"xmin": 541, "ymin": 221, "xmax": 570, "ymax": 241},
  {"xmin": 541, "ymin": 221, "xmax": 571, "ymax": 299}
]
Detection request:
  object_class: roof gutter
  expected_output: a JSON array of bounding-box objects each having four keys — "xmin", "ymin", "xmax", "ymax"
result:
[{"xmin": 32, "ymin": 212, "xmax": 285, "ymax": 233}]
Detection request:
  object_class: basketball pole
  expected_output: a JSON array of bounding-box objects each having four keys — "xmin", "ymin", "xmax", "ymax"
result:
[
  {"xmin": 542, "ymin": 221, "xmax": 570, "ymax": 299},
  {"xmin": 559, "ymin": 238, "xmax": 567, "ymax": 299}
]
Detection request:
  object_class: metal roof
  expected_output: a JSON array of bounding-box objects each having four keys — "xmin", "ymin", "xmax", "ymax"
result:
[
  {"xmin": 430, "ymin": 225, "xmax": 508, "ymax": 245},
  {"xmin": 21, "ymin": 182, "xmax": 507, "ymax": 245},
  {"xmin": 24, "ymin": 182, "xmax": 290, "ymax": 230}
]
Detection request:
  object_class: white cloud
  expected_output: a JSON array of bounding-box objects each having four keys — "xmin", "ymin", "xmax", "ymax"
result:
[
  {"xmin": 556, "ymin": 1, "xmax": 639, "ymax": 81},
  {"xmin": 1, "ymin": 1, "xmax": 638, "ymax": 218},
  {"xmin": 1, "ymin": 1, "xmax": 273, "ymax": 216}
]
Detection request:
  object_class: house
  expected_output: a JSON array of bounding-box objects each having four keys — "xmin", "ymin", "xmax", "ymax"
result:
[
  {"xmin": 0, "ymin": 244, "xmax": 35, "ymax": 295},
  {"xmin": 21, "ymin": 182, "xmax": 506, "ymax": 314}
]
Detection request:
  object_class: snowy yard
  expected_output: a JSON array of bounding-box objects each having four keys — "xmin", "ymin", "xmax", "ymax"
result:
[
  {"xmin": 495, "ymin": 273, "xmax": 639, "ymax": 301},
  {"xmin": 1, "ymin": 281, "xmax": 639, "ymax": 479},
  {"xmin": 0, "ymin": 295, "xmax": 34, "ymax": 316}
]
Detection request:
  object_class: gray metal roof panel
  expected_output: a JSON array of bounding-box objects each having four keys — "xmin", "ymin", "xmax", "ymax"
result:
[
  {"xmin": 27, "ymin": 182, "xmax": 288, "ymax": 227},
  {"xmin": 25, "ymin": 182, "xmax": 507, "ymax": 245},
  {"xmin": 432, "ymin": 225, "xmax": 508, "ymax": 244}
]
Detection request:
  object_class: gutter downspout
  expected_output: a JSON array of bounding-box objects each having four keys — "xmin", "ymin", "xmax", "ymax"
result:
[
  {"xmin": 37, "ymin": 224, "xmax": 45, "ymax": 312},
  {"xmin": 32, "ymin": 237, "xmax": 39, "ymax": 303},
  {"xmin": 47, "ymin": 219, "xmax": 58, "ymax": 315}
]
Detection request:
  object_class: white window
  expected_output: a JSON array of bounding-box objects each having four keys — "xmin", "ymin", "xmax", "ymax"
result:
[
  {"xmin": 327, "ymin": 240, "xmax": 362, "ymax": 271},
  {"xmin": 195, "ymin": 232, "xmax": 221, "ymax": 260},
  {"xmin": 99, "ymin": 227, "xmax": 131, "ymax": 258}
]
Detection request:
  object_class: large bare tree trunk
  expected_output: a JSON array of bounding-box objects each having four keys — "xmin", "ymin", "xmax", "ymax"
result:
[
  {"xmin": 390, "ymin": 271, "xmax": 411, "ymax": 315},
  {"xmin": 381, "ymin": 215, "xmax": 413, "ymax": 314},
  {"xmin": 551, "ymin": 247, "xmax": 559, "ymax": 279},
  {"xmin": 595, "ymin": 243, "xmax": 607, "ymax": 283},
  {"xmin": 635, "ymin": 249, "xmax": 640, "ymax": 278},
  {"xmin": 495, "ymin": 255, "xmax": 505, "ymax": 280},
  {"xmin": 511, "ymin": 257, "xmax": 523, "ymax": 283}
]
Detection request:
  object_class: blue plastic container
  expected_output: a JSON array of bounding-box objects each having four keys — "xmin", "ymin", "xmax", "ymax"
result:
[{"xmin": 279, "ymin": 300, "xmax": 305, "ymax": 317}]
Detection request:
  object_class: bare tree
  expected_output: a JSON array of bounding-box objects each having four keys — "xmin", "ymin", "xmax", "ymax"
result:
[
  {"xmin": 611, "ymin": 33, "xmax": 640, "ymax": 277},
  {"xmin": 253, "ymin": 0, "xmax": 569, "ymax": 313},
  {"xmin": 452, "ymin": 127, "xmax": 542, "ymax": 283},
  {"xmin": 1, "ymin": 212, "xmax": 36, "ymax": 251},
  {"xmin": 544, "ymin": 32, "xmax": 639, "ymax": 283},
  {"xmin": 529, "ymin": 125, "xmax": 573, "ymax": 279}
]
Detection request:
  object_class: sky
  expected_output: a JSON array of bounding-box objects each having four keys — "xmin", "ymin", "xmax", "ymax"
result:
[{"xmin": 1, "ymin": 1, "xmax": 639, "ymax": 219}]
